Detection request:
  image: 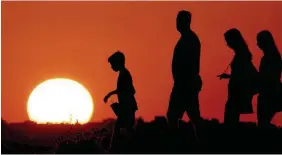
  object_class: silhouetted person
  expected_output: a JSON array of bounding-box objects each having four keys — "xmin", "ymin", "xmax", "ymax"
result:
[
  {"xmin": 218, "ymin": 28, "xmax": 258, "ymax": 126},
  {"xmin": 104, "ymin": 51, "xmax": 138, "ymax": 149},
  {"xmin": 166, "ymin": 10, "xmax": 203, "ymax": 135},
  {"xmin": 256, "ymin": 30, "xmax": 282, "ymax": 127}
]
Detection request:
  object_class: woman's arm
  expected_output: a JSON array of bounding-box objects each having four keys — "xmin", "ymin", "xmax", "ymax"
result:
[{"xmin": 217, "ymin": 73, "xmax": 231, "ymax": 80}]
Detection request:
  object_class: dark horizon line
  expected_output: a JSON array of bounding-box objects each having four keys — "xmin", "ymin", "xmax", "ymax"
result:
[{"xmin": 1, "ymin": 116, "xmax": 263, "ymax": 125}]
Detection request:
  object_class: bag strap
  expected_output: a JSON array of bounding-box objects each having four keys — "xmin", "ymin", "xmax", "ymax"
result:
[{"xmin": 223, "ymin": 62, "xmax": 231, "ymax": 73}]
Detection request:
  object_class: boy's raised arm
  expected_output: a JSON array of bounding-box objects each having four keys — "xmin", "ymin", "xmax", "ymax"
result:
[
  {"xmin": 109, "ymin": 90, "xmax": 118, "ymax": 95},
  {"xmin": 104, "ymin": 90, "xmax": 118, "ymax": 103}
]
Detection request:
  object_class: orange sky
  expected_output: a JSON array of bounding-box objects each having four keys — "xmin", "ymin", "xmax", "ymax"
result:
[{"xmin": 2, "ymin": 1, "xmax": 282, "ymax": 125}]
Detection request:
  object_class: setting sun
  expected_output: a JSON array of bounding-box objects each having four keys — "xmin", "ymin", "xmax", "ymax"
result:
[{"xmin": 27, "ymin": 78, "xmax": 94, "ymax": 124}]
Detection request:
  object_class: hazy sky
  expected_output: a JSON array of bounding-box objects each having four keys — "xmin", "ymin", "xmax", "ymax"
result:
[{"xmin": 2, "ymin": 1, "xmax": 282, "ymax": 124}]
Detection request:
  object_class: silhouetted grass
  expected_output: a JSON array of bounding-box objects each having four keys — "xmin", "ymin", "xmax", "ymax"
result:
[{"xmin": 2, "ymin": 118, "xmax": 282, "ymax": 153}]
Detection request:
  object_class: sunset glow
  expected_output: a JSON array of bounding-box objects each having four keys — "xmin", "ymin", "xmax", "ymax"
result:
[
  {"xmin": 27, "ymin": 78, "xmax": 94, "ymax": 124},
  {"xmin": 2, "ymin": 2, "xmax": 282, "ymax": 124}
]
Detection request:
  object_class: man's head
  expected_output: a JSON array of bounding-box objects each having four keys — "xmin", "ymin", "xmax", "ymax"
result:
[
  {"xmin": 108, "ymin": 51, "xmax": 125, "ymax": 72},
  {"xmin": 176, "ymin": 10, "xmax": 191, "ymax": 33}
]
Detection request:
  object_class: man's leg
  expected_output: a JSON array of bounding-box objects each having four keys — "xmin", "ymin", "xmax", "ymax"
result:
[
  {"xmin": 167, "ymin": 105, "xmax": 185, "ymax": 131},
  {"xmin": 167, "ymin": 88, "xmax": 183, "ymax": 131},
  {"xmin": 185, "ymin": 91, "xmax": 204, "ymax": 141},
  {"xmin": 167, "ymin": 116, "xmax": 179, "ymax": 131},
  {"xmin": 186, "ymin": 94, "xmax": 203, "ymax": 124}
]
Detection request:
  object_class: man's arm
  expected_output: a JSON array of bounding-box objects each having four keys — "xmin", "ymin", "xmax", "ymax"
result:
[{"xmin": 193, "ymin": 35, "xmax": 201, "ymax": 76}]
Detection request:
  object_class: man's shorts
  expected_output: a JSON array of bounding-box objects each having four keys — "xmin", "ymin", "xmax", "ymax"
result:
[{"xmin": 167, "ymin": 86, "xmax": 200, "ymax": 119}]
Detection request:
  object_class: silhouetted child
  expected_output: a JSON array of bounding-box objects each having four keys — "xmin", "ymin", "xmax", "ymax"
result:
[
  {"xmin": 104, "ymin": 51, "xmax": 138, "ymax": 149},
  {"xmin": 256, "ymin": 30, "xmax": 282, "ymax": 127},
  {"xmin": 218, "ymin": 28, "xmax": 258, "ymax": 126}
]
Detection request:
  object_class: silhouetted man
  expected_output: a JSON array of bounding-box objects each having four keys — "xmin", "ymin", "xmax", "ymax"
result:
[
  {"xmin": 167, "ymin": 10, "xmax": 203, "ymax": 133},
  {"xmin": 104, "ymin": 51, "xmax": 138, "ymax": 149}
]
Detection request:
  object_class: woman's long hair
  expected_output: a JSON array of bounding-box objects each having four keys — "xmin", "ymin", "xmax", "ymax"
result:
[
  {"xmin": 257, "ymin": 30, "xmax": 281, "ymax": 58},
  {"xmin": 224, "ymin": 28, "xmax": 252, "ymax": 62}
]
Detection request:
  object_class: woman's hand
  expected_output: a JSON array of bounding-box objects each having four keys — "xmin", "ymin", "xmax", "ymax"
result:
[{"xmin": 217, "ymin": 73, "xmax": 231, "ymax": 80}]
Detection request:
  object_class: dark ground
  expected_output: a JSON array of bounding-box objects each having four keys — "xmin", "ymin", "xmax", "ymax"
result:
[{"xmin": 2, "ymin": 117, "xmax": 282, "ymax": 154}]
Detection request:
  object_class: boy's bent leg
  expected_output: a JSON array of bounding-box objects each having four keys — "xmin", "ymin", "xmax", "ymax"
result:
[
  {"xmin": 110, "ymin": 118, "xmax": 121, "ymax": 150},
  {"xmin": 124, "ymin": 110, "xmax": 135, "ymax": 151},
  {"xmin": 125, "ymin": 110, "xmax": 136, "ymax": 134}
]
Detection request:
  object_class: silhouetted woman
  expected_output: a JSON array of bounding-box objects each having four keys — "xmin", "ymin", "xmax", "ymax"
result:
[
  {"xmin": 218, "ymin": 28, "xmax": 258, "ymax": 126},
  {"xmin": 257, "ymin": 30, "xmax": 282, "ymax": 127}
]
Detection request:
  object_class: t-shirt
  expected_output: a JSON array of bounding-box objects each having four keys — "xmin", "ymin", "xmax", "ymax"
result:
[
  {"xmin": 117, "ymin": 68, "xmax": 138, "ymax": 111},
  {"xmin": 172, "ymin": 30, "xmax": 201, "ymax": 88}
]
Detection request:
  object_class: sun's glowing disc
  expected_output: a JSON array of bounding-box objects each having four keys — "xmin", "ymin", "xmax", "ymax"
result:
[{"xmin": 27, "ymin": 78, "xmax": 94, "ymax": 124}]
